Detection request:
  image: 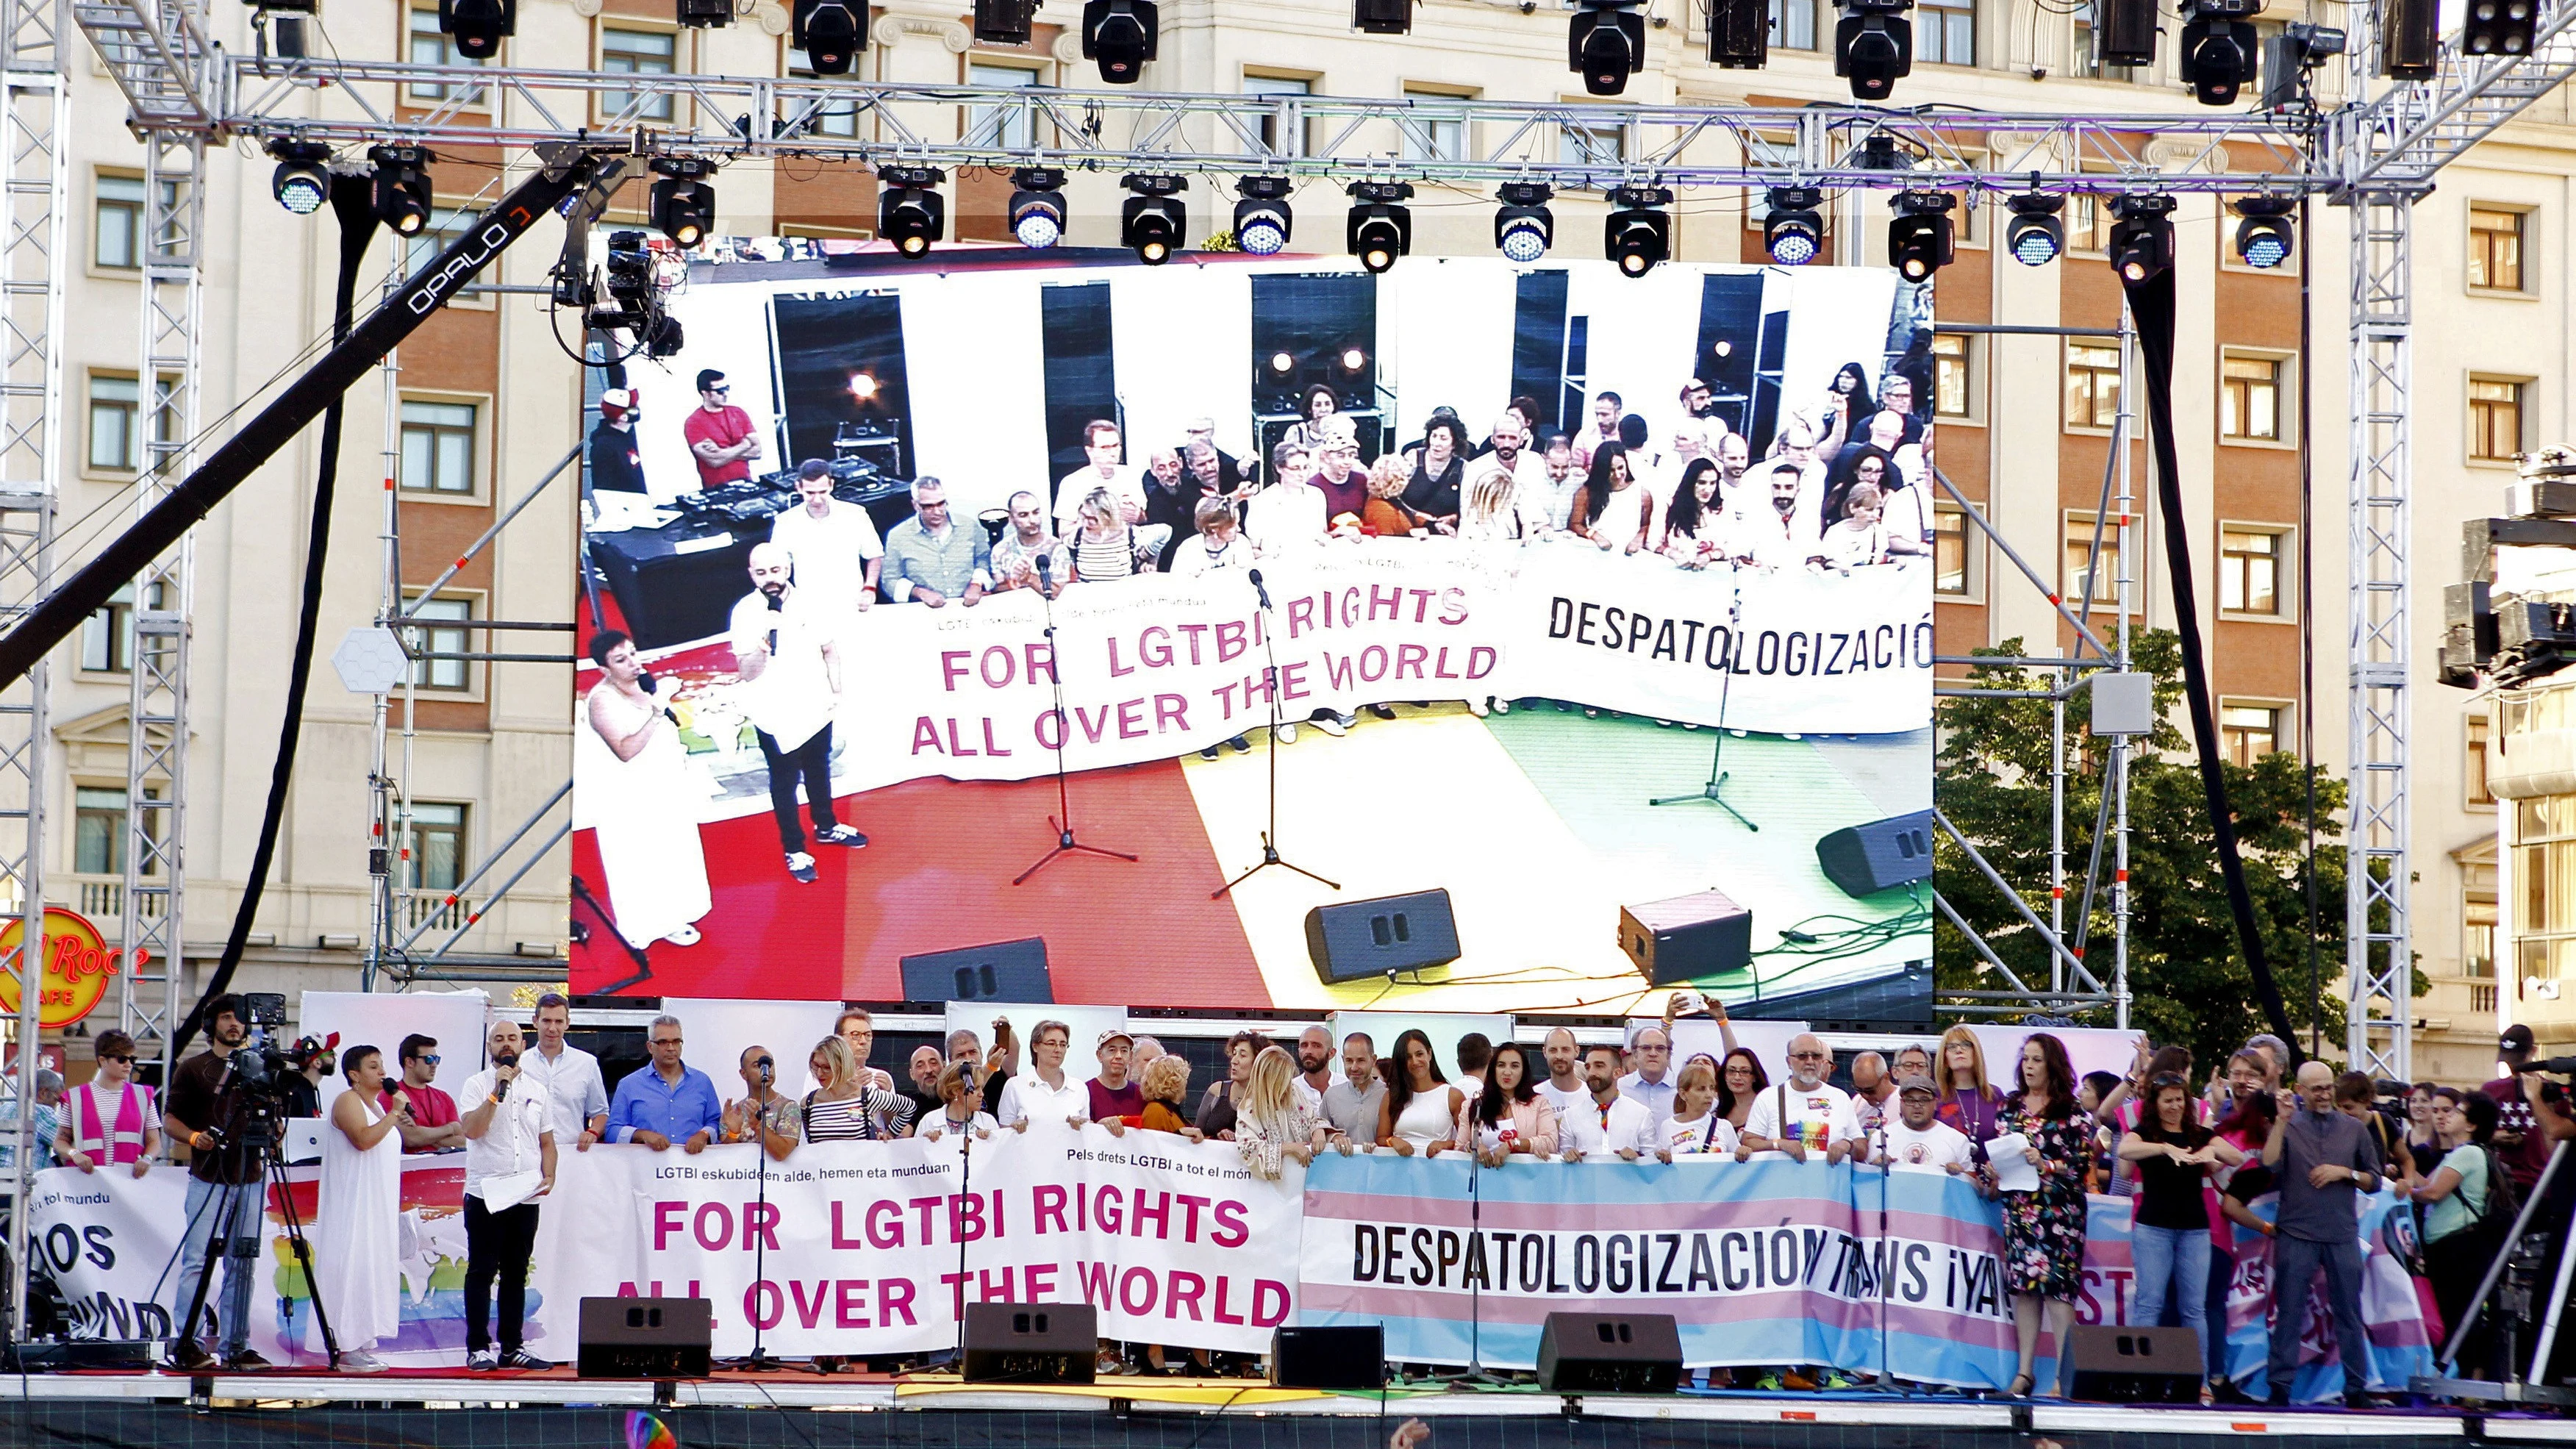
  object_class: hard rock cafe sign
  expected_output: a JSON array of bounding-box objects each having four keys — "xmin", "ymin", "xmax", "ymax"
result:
[{"xmin": 0, "ymin": 906, "xmax": 132, "ymax": 1029}]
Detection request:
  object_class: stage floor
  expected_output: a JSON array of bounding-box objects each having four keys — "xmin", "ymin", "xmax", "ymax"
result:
[{"xmin": 7, "ymin": 1367, "xmax": 2566, "ymax": 1448}]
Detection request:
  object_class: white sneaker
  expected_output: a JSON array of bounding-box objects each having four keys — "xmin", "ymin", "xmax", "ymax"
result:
[
  {"xmin": 1492, "ymin": 698, "xmax": 1510, "ymax": 715},
  {"xmin": 1314, "ymin": 715, "xmax": 1349, "ymax": 737},
  {"xmin": 1468, "ymin": 698, "xmax": 1489, "ymax": 718},
  {"xmin": 341, "ymin": 1350, "xmax": 388, "ymax": 1374},
  {"xmin": 663, "ymin": 924, "xmax": 701, "ymax": 946},
  {"xmin": 1275, "ymin": 721, "xmax": 1298, "ymax": 745}
]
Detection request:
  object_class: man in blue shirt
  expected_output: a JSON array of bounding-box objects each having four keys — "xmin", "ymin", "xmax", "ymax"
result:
[{"xmin": 607, "ymin": 1014, "xmax": 722, "ymax": 1153}]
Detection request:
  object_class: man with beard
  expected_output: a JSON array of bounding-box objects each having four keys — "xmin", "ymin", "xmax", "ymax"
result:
[
  {"xmin": 1141, "ymin": 448, "xmax": 1198, "ymax": 568},
  {"xmin": 162, "ymin": 995, "xmax": 273, "ymax": 1369},
  {"xmin": 1180, "ymin": 417, "xmax": 1244, "ymax": 492},
  {"xmin": 1292, "ymin": 1026, "xmax": 1337, "ymax": 1116},
  {"xmin": 1714, "ymin": 431, "xmax": 1755, "ymax": 525},
  {"xmin": 1530, "ymin": 429, "xmax": 1586, "ymax": 540},
  {"xmin": 990, "ymin": 490, "xmax": 1070, "ymax": 596},
  {"xmin": 731, "ymin": 542, "xmax": 862, "ymax": 884},
  {"xmin": 1732, "ymin": 462, "xmax": 1823, "ymax": 570}
]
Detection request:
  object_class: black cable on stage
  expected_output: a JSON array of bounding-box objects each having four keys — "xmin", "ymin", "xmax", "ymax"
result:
[
  {"xmin": 2120, "ymin": 265, "xmax": 2304, "ymax": 1062},
  {"xmin": 170, "ymin": 173, "xmax": 375, "ymax": 1060}
]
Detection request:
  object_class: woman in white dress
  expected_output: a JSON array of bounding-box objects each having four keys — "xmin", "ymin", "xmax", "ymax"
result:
[
  {"xmin": 1375, "ymin": 1028, "xmax": 1464, "ymax": 1156},
  {"xmin": 316, "ymin": 1045, "xmax": 404, "ymax": 1372},
  {"xmin": 583, "ymin": 629, "xmax": 713, "ymax": 948}
]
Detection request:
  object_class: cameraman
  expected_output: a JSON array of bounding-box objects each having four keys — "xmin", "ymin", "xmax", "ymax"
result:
[
  {"xmin": 2489, "ymin": 1026, "xmax": 2559, "ymax": 1198},
  {"xmin": 160, "ymin": 994, "xmax": 271, "ymax": 1371}
]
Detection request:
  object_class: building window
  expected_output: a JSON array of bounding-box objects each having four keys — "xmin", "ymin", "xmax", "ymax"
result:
[
  {"xmin": 966, "ymin": 62, "xmax": 1040, "ymax": 150},
  {"xmin": 787, "ymin": 53, "xmax": 861, "ymax": 137},
  {"xmin": 399, "ymin": 400, "xmax": 477, "ymax": 495},
  {"xmin": 1917, "ymin": 0, "xmax": 1973, "ymax": 63},
  {"xmin": 2219, "ymin": 529, "xmax": 2281, "ymax": 615},
  {"xmin": 95, "ymin": 176, "xmax": 143, "ymax": 271},
  {"xmin": 2062, "ymin": 514, "xmax": 2121, "ymax": 607},
  {"xmin": 87, "ymin": 375, "xmax": 138, "ymax": 471},
  {"xmin": 1931, "ymin": 332, "xmax": 1971, "ymax": 417},
  {"xmin": 2470, "ymin": 206, "xmax": 2525, "ymax": 291},
  {"xmin": 1243, "ymin": 74, "xmax": 1311, "ymax": 154},
  {"xmin": 2068, "ymin": 193, "xmax": 2117, "ymax": 254},
  {"xmin": 403, "ymin": 207, "xmax": 483, "ymax": 276},
  {"xmin": 2221, "ymin": 354, "xmax": 2283, "ymax": 441},
  {"xmin": 2471, "ymin": 710, "xmax": 2495, "ymax": 807},
  {"xmin": 600, "ymin": 28, "xmax": 677, "ymax": 123},
  {"xmin": 401, "ymin": 595, "xmax": 473, "ymax": 690},
  {"xmin": 1933, "ymin": 503, "xmax": 1970, "ymax": 596},
  {"xmin": 1769, "ymin": 0, "xmax": 1816, "ymax": 50},
  {"xmin": 406, "ymin": 802, "xmax": 468, "ymax": 892},
  {"xmin": 2065, "ymin": 343, "xmax": 2120, "ymax": 429},
  {"xmin": 2220, "ymin": 703, "xmax": 2278, "ymax": 766},
  {"xmin": 72, "ymin": 787, "xmax": 158, "ymax": 877},
  {"xmin": 407, "ymin": 7, "xmax": 484, "ymax": 101},
  {"xmin": 1560, "ymin": 118, "xmax": 1627, "ymax": 169},
  {"xmin": 2514, "ymin": 793, "xmax": 2576, "ymax": 986},
  {"xmin": 2472, "ymin": 377, "xmax": 2525, "ymax": 461},
  {"xmin": 1400, "ymin": 90, "xmax": 1464, "ymax": 162},
  {"xmin": 80, "ymin": 580, "xmax": 165, "ymax": 672}
]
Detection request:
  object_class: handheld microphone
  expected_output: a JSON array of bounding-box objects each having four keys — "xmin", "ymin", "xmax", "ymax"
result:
[
  {"xmin": 1248, "ymin": 568, "xmax": 1273, "ymax": 612},
  {"xmin": 1036, "ymin": 551, "xmax": 1052, "ymax": 585}
]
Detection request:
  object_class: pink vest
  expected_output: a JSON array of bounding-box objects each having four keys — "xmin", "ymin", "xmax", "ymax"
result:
[{"xmin": 71, "ymin": 1081, "xmax": 152, "ymax": 1164}]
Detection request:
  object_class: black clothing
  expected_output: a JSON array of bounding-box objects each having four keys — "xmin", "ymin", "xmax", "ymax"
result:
[
  {"xmin": 282, "ymin": 1073, "xmax": 321, "ymax": 1120},
  {"xmin": 590, "ymin": 421, "xmax": 646, "ymax": 494},
  {"xmin": 1403, "ymin": 454, "xmax": 1463, "ymax": 520},
  {"xmin": 2133, "ymin": 1122, "xmax": 2217, "ymax": 1231},
  {"xmin": 756, "ymin": 723, "xmax": 840, "ymax": 855},
  {"xmin": 465, "ymin": 1196, "xmax": 542, "ymax": 1352},
  {"xmin": 167, "ymin": 1049, "xmax": 260, "ymax": 1185}
]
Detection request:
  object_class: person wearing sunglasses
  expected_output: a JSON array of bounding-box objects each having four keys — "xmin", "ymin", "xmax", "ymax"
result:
[
  {"xmin": 383, "ymin": 1034, "xmax": 465, "ymax": 1153},
  {"xmin": 57, "ymin": 1030, "xmax": 160, "ymax": 1177},
  {"xmin": 684, "ymin": 368, "xmax": 762, "ymax": 490}
]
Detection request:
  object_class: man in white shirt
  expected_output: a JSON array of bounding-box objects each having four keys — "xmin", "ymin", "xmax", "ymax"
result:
[
  {"xmin": 458, "ymin": 1019, "xmax": 557, "ymax": 1370},
  {"xmin": 1292, "ymin": 1026, "xmax": 1336, "ymax": 1117},
  {"xmin": 1245, "ymin": 441, "xmax": 1326, "ymax": 554},
  {"xmin": 730, "ymin": 543, "xmax": 863, "ymax": 884},
  {"xmin": 1741, "ymin": 1034, "xmax": 1862, "ymax": 1163},
  {"xmin": 1323, "ymin": 1034, "xmax": 1387, "ymax": 1145},
  {"xmin": 1849, "ymin": 1051, "xmax": 1895, "ymax": 1136},
  {"xmin": 523, "ymin": 992, "xmax": 607, "ymax": 1150},
  {"xmin": 767, "ymin": 461, "xmax": 882, "ymax": 634},
  {"xmin": 995, "ymin": 1018, "xmax": 1090, "ymax": 1129},
  {"xmin": 1619, "ymin": 1025, "xmax": 1678, "ymax": 1137},
  {"xmin": 1053, "ymin": 419, "xmax": 1151, "ymax": 529},
  {"xmin": 1571, "ymin": 390, "xmax": 1623, "ymax": 471},
  {"xmin": 1561, "ymin": 1045, "xmax": 1657, "ymax": 1161},
  {"xmin": 1535, "ymin": 1027, "xmax": 1591, "ymax": 1120},
  {"xmin": 1872, "ymin": 1076, "xmax": 1974, "ymax": 1171},
  {"xmin": 1732, "ymin": 464, "xmax": 1825, "ymax": 572}
]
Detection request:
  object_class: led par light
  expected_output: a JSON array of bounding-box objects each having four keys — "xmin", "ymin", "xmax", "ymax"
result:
[
  {"xmin": 1120, "ymin": 173, "xmax": 1187, "ymax": 265},
  {"xmin": 1494, "ymin": 181, "xmax": 1554, "ymax": 263},
  {"xmin": 1763, "ymin": 186, "xmax": 1825, "ymax": 266},
  {"xmin": 2107, "ymin": 194, "xmax": 2176, "ymax": 284},
  {"xmin": 368, "ymin": 144, "xmax": 434, "ymax": 237},
  {"xmin": 1234, "ymin": 176, "xmax": 1294, "ymax": 257},
  {"xmin": 876, "ymin": 165, "xmax": 946, "ymax": 257},
  {"xmin": 268, "ymin": 138, "xmax": 331, "ymax": 216},
  {"xmin": 1570, "ymin": 0, "xmax": 1647, "ymax": 96},
  {"xmin": 1833, "ymin": 0, "xmax": 1913, "ymax": 100},
  {"xmin": 437, "ymin": 0, "xmax": 515, "ymax": 57},
  {"xmin": 1008, "ymin": 167, "xmax": 1067, "ymax": 249},
  {"xmin": 2003, "ymin": 192, "xmax": 2065, "ymax": 266},
  {"xmin": 793, "ymin": 0, "xmax": 862, "ymax": 71},
  {"xmin": 1346, "ymin": 180, "xmax": 1412, "ymax": 274},
  {"xmin": 2464, "ymin": 0, "xmax": 2539, "ymax": 55},
  {"xmin": 648, "ymin": 157, "xmax": 715, "ymax": 247},
  {"xmin": 1605, "ymin": 185, "xmax": 1671, "ymax": 277},
  {"xmin": 1082, "ymin": 0, "xmax": 1158, "ymax": 82},
  {"xmin": 1888, "ymin": 190, "xmax": 1954, "ymax": 282},
  {"xmin": 2177, "ymin": 0, "xmax": 2259, "ymax": 104},
  {"xmin": 2231, "ymin": 196, "xmax": 2295, "ymax": 268}
]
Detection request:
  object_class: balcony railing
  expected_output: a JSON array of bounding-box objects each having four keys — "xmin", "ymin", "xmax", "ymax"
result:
[
  {"xmin": 399, "ymin": 892, "xmax": 473, "ymax": 934},
  {"xmin": 71, "ymin": 876, "xmax": 166, "ymax": 922}
]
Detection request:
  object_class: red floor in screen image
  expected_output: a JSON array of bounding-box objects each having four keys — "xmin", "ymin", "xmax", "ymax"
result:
[{"xmin": 571, "ymin": 759, "xmax": 1270, "ymax": 1006}]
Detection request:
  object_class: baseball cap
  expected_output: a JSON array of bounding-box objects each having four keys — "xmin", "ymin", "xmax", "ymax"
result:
[
  {"xmin": 2503, "ymin": 1023, "xmax": 2536, "ymax": 1053},
  {"xmin": 1097, "ymin": 1028, "xmax": 1134, "ymax": 1051},
  {"xmin": 598, "ymin": 387, "xmax": 634, "ymax": 421},
  {"xmin": 1897, "ymin": 1074, "xmax": 1938, "ymax": 1098}
]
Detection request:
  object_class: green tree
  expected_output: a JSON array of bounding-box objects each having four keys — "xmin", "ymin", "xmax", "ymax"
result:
[{"xmin": 1935, "ymin": 631, "xmax": 2353, "ymax": 1076}]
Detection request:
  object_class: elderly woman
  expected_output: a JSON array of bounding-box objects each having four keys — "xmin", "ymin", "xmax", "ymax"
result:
[
  {"xmin": 1403, "ymin": 416, "xmax": 1469, "ymax": 532},
  {"xmin": 1361, "ymin": 454, "xmax": 1426, "ymax": 537}
]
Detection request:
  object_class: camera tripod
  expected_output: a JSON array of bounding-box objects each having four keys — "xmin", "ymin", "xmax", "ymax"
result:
[{"xmin": 171, "ymin": 1116, "xmax": 340, "ymax": 1371}]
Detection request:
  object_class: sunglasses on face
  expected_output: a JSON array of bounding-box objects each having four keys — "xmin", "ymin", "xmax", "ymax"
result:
[
  {"xmin": 704, "ymin": 385, "xmax": 730, "ymax": 394},
  {"xmin": 409, "ymin": 1053, "xmax": 442, "ymax": 1066},
  {"xmin": 101, "ymin": 1053, "xmax": 135, "ymax": 1064}
]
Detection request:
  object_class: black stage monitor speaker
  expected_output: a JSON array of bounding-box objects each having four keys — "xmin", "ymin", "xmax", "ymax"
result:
[
  {"xmin": 901, "ymin": 937, "xmax": 1052, "ymax": 1003},
  {"xmin": 1305, "ymin": 890, "xmax": 1460, "ymax": 984},
  {"xmin": 1620, "ymin": 889, "xmax": 1751, "ymax": 985},
  {"xmin": 1536, "ymin": 1312, "xmax": 1683, "ymax": 1393},
  {"xmin": 2066, "ymin": 1325, "xmax": 2202, "ymax": 1403},
  {"xmin": 1817, "ymin": 809, "xmax": 1933, "ymax": 899},
  {"xmin": 1271, "ymin": 1324, "xmax": 1386, "ymax": 1389},
  {"xmin": 577, "ymin": 1296, "xmax": 712, "ymax": 1378},
  {"xmin": 962, "ymin": 1301, "xmax": 1097, "ymax": 1384}
]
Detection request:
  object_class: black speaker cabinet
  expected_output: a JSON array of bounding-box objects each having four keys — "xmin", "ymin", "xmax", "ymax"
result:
[
  {"xmin": 2066, "ymin": 1325, "xmax": 2202, "ymax": 1404},
  {"xmin": 2381, "ymin": 0, "xmax": 2438, "ymax": 77},
  {"xmin": 1619, "ymin": 889, "xmax": 1751, "ymax": 985},
  {"xmin": 901, "ymin": 937, "xmax": 1053, "ymax": 1004},
  {"xmin": 1816, "ymin": 810, "xmax": 1933, "ymax": 899},
  {"xmin": 1536, "ymin": 1312, "xmax": 1683, "ymax": 1394},
  {"xmin": 962, "ymin": 1301, "xmax": 1097, "ymax": 1384},
  {"xmin": 576, "ymin": 1296, "xmax": 712, "ymax": 1378},
  {"xmin": 1706, "ymin": 0, "xmax": 1767, "ymax": 65},
  {"xmin": 1271, "ymin": 1324, "xmax": 1386, "ymax": 1389},
  {"xmin": 1305, "ymin": 890, "xmax": 1460, "ymax": 984}
]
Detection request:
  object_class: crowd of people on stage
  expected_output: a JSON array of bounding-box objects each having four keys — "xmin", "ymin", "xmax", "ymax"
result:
[{"xmin": 103, "ymin": 984, "xmax": 2561, "ymax": 1404}]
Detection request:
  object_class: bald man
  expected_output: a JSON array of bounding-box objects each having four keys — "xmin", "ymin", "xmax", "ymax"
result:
[
  {"xmin": 2259, "ymin": 1059, "xmax": 2388, "ymax": 1406},
  {"xmin": 1537, "ymin": 1027, "xmax": 1590, "ymax": 1120},
  {"xmin": 731, "ymin": 542, "xmax": 862, "ymax": 884}
]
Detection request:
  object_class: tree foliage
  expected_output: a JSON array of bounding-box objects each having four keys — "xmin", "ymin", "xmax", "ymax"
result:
[{"xmin": 1935, "ymin": 631, "xmax": 2354, "ymax": 1074}]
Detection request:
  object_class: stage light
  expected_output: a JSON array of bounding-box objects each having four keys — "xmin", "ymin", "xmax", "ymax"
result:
[
  {"xmin": 793, "ymin": 0, "xmax": 862, "ymax": 71},
  {"xmin": 1605, "ymin": 186, "xmax": 1671, "ymax": 278},
  {"xmin": 974, "ymin": 0, "xmax": 1038, "ymax": 44},
  {"xmin": 368, "ymin": 144, "xmax": 433, "ymax": 237},
  {"xmin": 1120, "ymin": 173, "xmax": 1187, "ymax": 265},
  {"xmin": 2177, "ymin": 0, "xmax": 2258, "ymax": 104},
  {"xmin": 437, "ymin": 0, "xmax": 515, "ymax": 57},
  {"xmin": 648, "ymin": 157, "xmax": 715, "ymax": 247},
  {"xmin": 1570, "ymin": 0, "xmax": 1647, "ymax": 95},
  {"xmin": 1233, "ymin": 176, "xmax": 1294, "ymax": 256},
  {"xmin": 850, "ymin": 372, "xmax": 879, "ymax": 401},
  {"xmin": 876, "ymin": 165, "xmax": 945, "ymax": 257},
  {"xmin": 2465, "ymin": 0, "xmax": 2538, "ymax": 55},
  {"xmin": 1269, "ymin": 352, "xmax": 1296, "ymax": 374},
  {"xmin": 676, "ymin": 0, "xmax": 729, "ymax": 25},
  {"xmin": 1081, "ymin": 0, "xmax": 1157, "ymax": 82},
  {"xmin": 1762, "ymin": 187, "xmax": 1824, "ymax": 266},
  {"xmin": 1339, "ymin": 346, "xmax": 1369, "ymax": 371},
  {"xmin": 1833, "ymin": 0, "xmax": 1912, "ymax": 100},
  {"xmin": 2107, "ymin": 194, "xmax": 2175, "ymax": 284},
  {"xmin": 1346, "ymin": 181, "xmax": 1412, "ymax": 274},
  {"xmin": 2003, "ymin": 193, "xmax": 2064, "ymax": 266},
  {"xmin": 1353, "ymin": 0, "xmax": 1409, "ymax": 32},
  {"xmin": 1494, "ymin": 181, "xmax": 1554, "ymax": 263},
  {"xmin": 267, "ymin": 138, "xmax": 330, "ymax": 216},
  {"xmin": 2232, "ymin": 196, "xmax": 2294, "ymax": 268},
  {"xmin": 1008, "ymin": 166, "xmax": 1067, "ymax": 249},
  {"xmin": 1708, "ymin": 0, "xmax": 1767, "ymax": 65},
  {"xmin": 1888, "ymin": 190, "xmax": 1954, "ymax": 282}
]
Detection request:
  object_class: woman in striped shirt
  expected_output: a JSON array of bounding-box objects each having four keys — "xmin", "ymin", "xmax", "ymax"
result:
[{"xmin": 800, "ymin": 1037, "xmax": 911, "ymax": 1144}]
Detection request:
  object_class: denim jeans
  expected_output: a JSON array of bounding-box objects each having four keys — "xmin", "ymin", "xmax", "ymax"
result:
[
  {"xmin": 172, "ymin": 1174, "xmax": 263, "ymax": 1356},
  {"xmin": 2129, "ymin": 1223, "xmax": 2211, "ymax": 1378},
  {"xmin": 2269, "ymin": 1232, "xmax": 2369, "ymax": 1394}
]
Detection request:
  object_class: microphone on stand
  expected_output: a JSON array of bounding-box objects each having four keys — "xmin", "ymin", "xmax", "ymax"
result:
[
  {"xmin": 1248, "ymin": 567, "xmax": 1273, "ymax": 612},
  {"xmin": 1036, "ymin": 550, "xmax": 1053, "ymax": 593}
]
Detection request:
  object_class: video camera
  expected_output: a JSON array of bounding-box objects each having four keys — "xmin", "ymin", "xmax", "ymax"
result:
[{"xmin": 212, "ymin": 992, "xmax": 301, "ymax": 1152}]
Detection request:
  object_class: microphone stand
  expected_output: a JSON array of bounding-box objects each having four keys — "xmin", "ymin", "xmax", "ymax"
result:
[
  {"xmin": 1214, "ymin": 568, "xmax": 1339, "ymax": 897},
  {"xmin": 1013, "ymin": 551, "xmax": 1140, "ymax": 884},
  {"xmin": 734, "ymin": 1062, "xmax": 784, "ymax": 1371},
  {"xmin": 1648, "ymin": 571, "xmax": 1759, "ymax": 830}
]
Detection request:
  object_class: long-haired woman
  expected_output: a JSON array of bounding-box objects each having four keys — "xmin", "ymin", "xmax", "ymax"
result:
[
  {"xmin": 1717, "ymin": 1048, "xmax": 1769, "ymax": 1140},
  {"xmin": 1934, "ymin": 1026, "xmax": 2008, "ymax": 1145},
  {"xmin": 2118, "ymin": 1072, "xmax": 2243, "ymax": 1391},
  {"xmin": 2414, "ymin": 1087, "xmax": 2503, "ymax": 1377},
  {"xmin": 1378, "ymin": 1028, "xmax": 1463, "ymax": 1156},
  {"xmin": 1992, "ymin": 1033, "xmax": 2092, "ymax": 1397},
  {"xmin": 1284, "ymin": 384, "xmax": 1342, "ymax": 455},
  {"xmin": 1660, "ymin": 459, "xmax": 1726, "ymax": 568},
  {"xmin": 1570, "ymin": 443, "xmax": 1653, "ymax": 555},
  {"xmin": 1817, "ymin": 362, "xmax": 1876, "ymax": 453},
  {"xmin": 1236, "ymin": 1046, "xmax": 1325, "ymax": 1180},
  {"xmin": 1457, "ymin": 1042, "xmax": 1559, "ymax": 1164}
]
